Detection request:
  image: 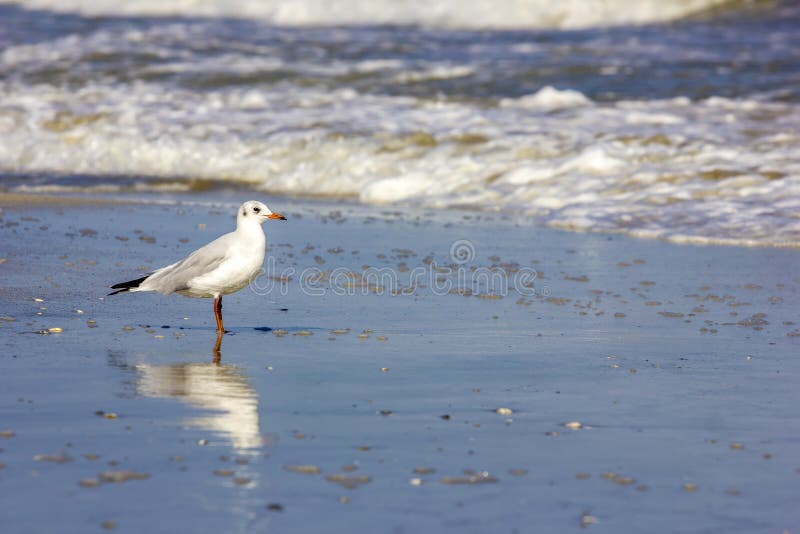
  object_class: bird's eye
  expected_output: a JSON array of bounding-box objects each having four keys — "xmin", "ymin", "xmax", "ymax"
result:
[{"xmin": 253, "ymin": 207, "xmax": 261, "ymax": 213}]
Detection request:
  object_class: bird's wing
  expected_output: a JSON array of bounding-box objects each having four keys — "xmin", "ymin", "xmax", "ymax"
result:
[{"xmin": 142, "ymin": 233, "xmax": 235, "ymax": 294}]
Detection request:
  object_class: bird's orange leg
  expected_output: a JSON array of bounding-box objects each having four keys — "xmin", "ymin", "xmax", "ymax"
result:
[{"xmin": 213, "ymin": 296, "xmax": 226, "ymax": 334}]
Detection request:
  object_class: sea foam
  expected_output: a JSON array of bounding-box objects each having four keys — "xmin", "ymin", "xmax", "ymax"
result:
[{"xmin": 10, "ymin": 0, "xmax": 734, "ymax": 29}]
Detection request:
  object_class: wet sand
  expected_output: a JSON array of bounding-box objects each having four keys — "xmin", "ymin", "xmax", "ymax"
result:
[{"xmin": 1, "ymin": 194, "xmax": 799, "ymax": 533}]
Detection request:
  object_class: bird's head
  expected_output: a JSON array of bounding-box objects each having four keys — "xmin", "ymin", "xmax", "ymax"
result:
[{"xmin": 238, "ymin": 200, "xmax": 286, "ymax": 225}]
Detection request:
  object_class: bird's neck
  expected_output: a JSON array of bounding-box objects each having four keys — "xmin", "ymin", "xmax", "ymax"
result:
[{"xmin": 236, "ymin": 221, "xmax": 266, "ymax": 242}]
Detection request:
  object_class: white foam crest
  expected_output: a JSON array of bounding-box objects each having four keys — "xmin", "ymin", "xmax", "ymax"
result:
[
  {"xmin": 10, "ymin": 0, "xmax": 734, "ymax": 29},
  {"xmin": 500, "ymin": 86, "xmax": 592, "ymax": 112},
  {"xmin": 2, "ymin": 73, "xmax": 799, "ymax": 247}
]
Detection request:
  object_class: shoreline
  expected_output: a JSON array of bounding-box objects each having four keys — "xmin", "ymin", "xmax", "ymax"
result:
[{"xmin": 2, "ymin": 191, "xmax": 798, "ymax": 250}]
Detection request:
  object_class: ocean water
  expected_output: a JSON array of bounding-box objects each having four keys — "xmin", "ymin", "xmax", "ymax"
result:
[{"xmin": 1, "ymin": 0, "xmax": 799, "ymax": 246}]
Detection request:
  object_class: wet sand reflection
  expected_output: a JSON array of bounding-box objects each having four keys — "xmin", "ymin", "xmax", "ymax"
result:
[{"xmin": 134, "ymin": 333, "xmax": 262, "ymax": 450}]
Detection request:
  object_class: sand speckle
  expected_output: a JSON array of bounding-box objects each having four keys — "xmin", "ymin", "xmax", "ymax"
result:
[
  {"xmin": 325, "ymin": 473, "xmax": 372, "ymax": 489},
  {"xmin": 283, "ymin": 464, "xmax": 321, "ymax": 475},
  {"xmin": 439, "ymin": 472, "xmax": 498, "ymax": 485},
  {"xmin": 98, "ymin": 471, "xmax": 151, "ymax": 483},
  {"xmin": 34, "ymin": 453, "xmax": 73, "ymax": 464}
]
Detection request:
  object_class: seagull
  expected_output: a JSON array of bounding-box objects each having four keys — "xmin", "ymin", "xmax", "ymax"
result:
[{"xmin": 109, "ymin": 200, "xmax": 286, "ymax": 333}]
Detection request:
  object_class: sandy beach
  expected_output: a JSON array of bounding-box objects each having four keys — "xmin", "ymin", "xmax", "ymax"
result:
[{"xmin": 1, "ymin": 194, "xmax": 798, "ymax": 533}]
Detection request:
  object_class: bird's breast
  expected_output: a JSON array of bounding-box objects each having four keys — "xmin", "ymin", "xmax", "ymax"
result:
[{"xmin": 189, "ymin": 244, "xmax": 265, "ymax": 297}]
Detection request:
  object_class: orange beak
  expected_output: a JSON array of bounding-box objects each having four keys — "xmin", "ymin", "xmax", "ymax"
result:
[{"xmin": 266, "ymin": 212, "xmax": 286, "ymax": 220}]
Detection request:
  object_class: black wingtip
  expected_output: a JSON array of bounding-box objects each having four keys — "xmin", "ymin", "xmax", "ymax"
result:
[
  {"xmin": 107, "ymin": 275, "xmax": 149, "ymax": 296},
  {"xmin": 107, "ymin": 288, "xmax": 127, "ymax": 296}
]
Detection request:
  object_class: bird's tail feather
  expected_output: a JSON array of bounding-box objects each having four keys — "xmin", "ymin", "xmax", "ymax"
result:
[{"xmin": 108, "ymin": 275, "xmax": 149, "ymax": 296}]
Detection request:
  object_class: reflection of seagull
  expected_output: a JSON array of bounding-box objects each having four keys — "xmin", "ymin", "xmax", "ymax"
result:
[
  {"xmin": 109, "ymin": 201, "xmax": 286, "ymax": 332},
  {"xmin": 136, "ymin": 361, "xmax": 262, "ymax": 450}
]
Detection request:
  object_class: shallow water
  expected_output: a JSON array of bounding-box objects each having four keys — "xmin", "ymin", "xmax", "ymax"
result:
[
  {"xmin": 0, "ymin": 198, "xmax": 799, "ymax": 532},
  {"xmin": 1, "ymin": 1, "xmax": 800, "ymax": 246}
]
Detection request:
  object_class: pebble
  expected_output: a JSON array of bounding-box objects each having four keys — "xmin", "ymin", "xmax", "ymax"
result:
[
  {"xmin": 266, "ymin": 503, "xmax": 283, "ymax": 512},
  {"xmin": 682, "ymin": 483, "xmax": 698, "ymax": 492},
  {"xmin": 101, "ymin": 521, "xmax": 117, "ymax": 530},
  {"xmin": 0, "ymin": 430, "xmax": 15, "ymax": 439},
  {"xmin": 47, "ymin": 327, "xmax": 63, "ymax": 333},
  {"xmin": 294, "ymin": 330, "xmax": 313, "ymax": 336},
  {"xmin": 409, "ymin": 478, "xmax": 423, "ymax": 486},
  {"xmin": 78, "ymin": 478, "xmax": 101, "ymax": 488},
  {"xmin": 213, "ymin": 469, "xmax": 234, "ymax": 477},
  {"xmin": 495, "ymin": 407, "xmax": 513, "ymax": 416},
  {"xmin": 580, "ymin": 514, "xmax": 599, "ymax": 527},
  {"xmin": 564, "ymin": 421, "xmax": 582, "ymax": 430}
]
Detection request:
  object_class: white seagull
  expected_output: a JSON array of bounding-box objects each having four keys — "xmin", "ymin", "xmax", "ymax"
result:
[{"xmin": 109, "ymin": 200, "xmax": 286, "ymax": 333}]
